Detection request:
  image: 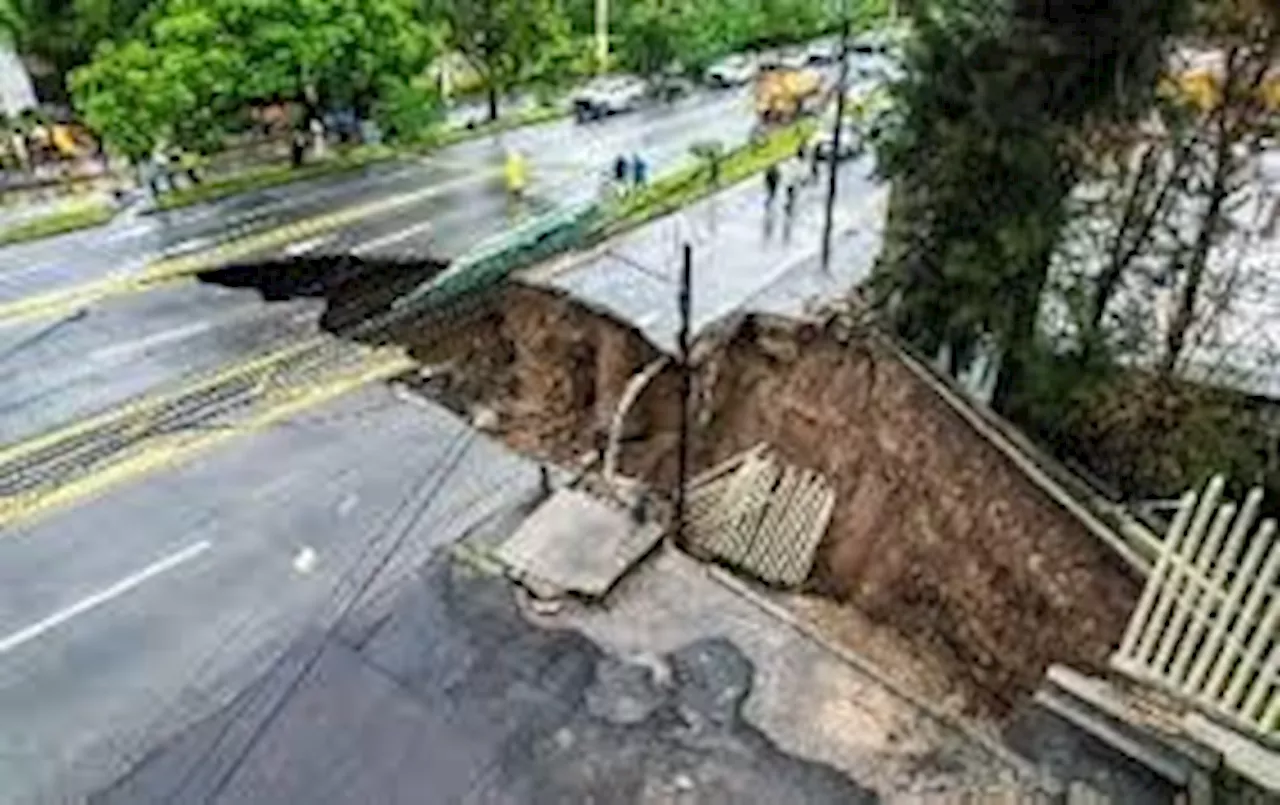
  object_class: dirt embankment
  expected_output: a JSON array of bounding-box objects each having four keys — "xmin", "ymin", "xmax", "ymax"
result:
[
  {"xmin": 405, "ymin": 284, "xmax": 1142, "ymax": 717},
  {"xmin": 698, "ymin": 316, "xmax": 1140, "ymax": 714},
  {"xmin": 212, "ymin": 262, "xmax": 1134, "ymax": 719}
]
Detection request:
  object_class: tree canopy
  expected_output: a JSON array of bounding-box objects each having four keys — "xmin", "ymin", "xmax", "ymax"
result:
[
  {"xmin": 71, "ymin": 0, "xmax": 432, "ymax": 157},
  {"xmin": 425, "ymin": 0, "xmax": 573, "ymax": 118}
]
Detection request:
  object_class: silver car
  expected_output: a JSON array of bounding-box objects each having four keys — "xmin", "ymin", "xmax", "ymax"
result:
[{"xmin": 572, "ymin": 76, "xmax": 648, "ymax": 121}]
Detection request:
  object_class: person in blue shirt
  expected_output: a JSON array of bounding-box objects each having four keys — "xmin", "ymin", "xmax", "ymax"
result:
[{"xmin": 632, "ymin": 153, "xmax": 649, "ymax": 187}]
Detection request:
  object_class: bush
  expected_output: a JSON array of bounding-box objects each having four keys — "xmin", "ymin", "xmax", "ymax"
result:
[
  {"xmin": 375, "ymin": 81, "xmax": 445, "ymax": 143},
  {"xmin": 1011, "ymin": 345, "xmax": 1267, "ymax": 503}
]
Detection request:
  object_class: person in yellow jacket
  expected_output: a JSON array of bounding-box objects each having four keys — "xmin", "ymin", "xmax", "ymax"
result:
[{"xmin": 504, "ymin": 148, "xmax": 528, "ymax": 199}]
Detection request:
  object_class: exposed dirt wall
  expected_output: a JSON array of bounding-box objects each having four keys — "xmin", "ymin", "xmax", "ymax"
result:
[
  {"xmin": 406, "ymin": 284, "xmax": 1141, "ymax": 716},
  {"xmin": 698, "ymin": 317, "xmax": 1140, "ymax": 714}
]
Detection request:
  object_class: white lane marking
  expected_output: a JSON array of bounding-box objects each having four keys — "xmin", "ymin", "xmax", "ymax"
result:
[
  {"xmin": 105, "ymin": 222, "xmax": 154, "ymax": 243},
  {"xmin": 0, "ymin": 541, "xmax": 212, "ymax": 656},
  {"xmin": 86, "ymin": 305, "xmax": 315, "ymax": 364},
  {"xmin": 160, "ymin": 235, "xmax": 217, "ymax": 258},
  {"xmin": 352, "ymin": 220, "xmax": 435, "ymax": 256},
  {"xmin": 89, "ymin": 320, "xmax": 215, "ymax": 363},
  {"xmin": 283, "ymin": 236, "xmax": 332, "ymax": 257},
  {"xmin": 292, "ymin": 546, "xmax": 318, "ymax": 575},
  {"xmin": 169, "ymin": 162, "xmax": 425, "ymax": 228}
]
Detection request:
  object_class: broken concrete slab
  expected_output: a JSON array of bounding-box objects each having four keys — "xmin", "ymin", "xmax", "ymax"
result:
[{"xmin": 495, "ymin": 488, "xmax": 663, "ymax": 599}]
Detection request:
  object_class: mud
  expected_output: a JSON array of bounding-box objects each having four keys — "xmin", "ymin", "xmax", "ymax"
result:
[{"xmin": 396, "ymin": 282, "xmax": 1140, "ymax": 718}]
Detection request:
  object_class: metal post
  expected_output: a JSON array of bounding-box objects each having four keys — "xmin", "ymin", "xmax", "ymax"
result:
[
  {"xmin": 820, "ymin": 18, "xmax": 851, "ymax": 274},
  {"xmin": 674, "ymin": 243, "xmax": 693, "ymax": 545},
  {"xmin": 595, "ymin": 0, "xmax": 609, "ymax": 73}
]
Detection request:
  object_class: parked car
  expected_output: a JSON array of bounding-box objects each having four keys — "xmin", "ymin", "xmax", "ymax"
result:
[
  {"xmin": 756, "ymin": 49, "xmax": 783, "ymax": 70},
  {"xmin": 779, "ymin": 48, "xmax": 810, "ymax": 70},
  {"xmin": 652, "ymin": 73, "xmax": 696, "ymax": 102},
  {"xmin": 852, "ymin": 24, "xmax": 911, "ymax": 56},
  {"xmin": 705, "ymin": 54, "xmax": 757, "ymax": 87},
  {"xmin": 572, "ymin": 76, "xmax": 648, "ymax": 121},
  {"xmin": 806, "ymin": 38, "xmax": 840, "ymax": 65}
]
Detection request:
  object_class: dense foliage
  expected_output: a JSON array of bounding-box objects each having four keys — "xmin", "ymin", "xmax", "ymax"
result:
[
  {"xmin": 70, "ymin": 0, "xmax": 433, "ymax": 158},
  {"xmin": 874, "ymin": 0, "xmax": 1280, "ymax": 503},
  {"xmin": 61, "ymin": 0, "xmax": 872, "ymax": 151}
]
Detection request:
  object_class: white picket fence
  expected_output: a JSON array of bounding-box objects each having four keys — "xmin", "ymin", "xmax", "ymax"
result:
[{"xmin": 1112, "ymin": 476, "xmax": 1280, "ymax": 741}]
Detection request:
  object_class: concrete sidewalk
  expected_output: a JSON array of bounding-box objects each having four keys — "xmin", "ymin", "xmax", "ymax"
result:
[{"xmin": 528, "ymin": 153, "xmax": 888, "ymax": 353}]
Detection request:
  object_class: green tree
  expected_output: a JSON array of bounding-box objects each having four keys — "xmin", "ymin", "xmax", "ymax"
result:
[
  {"xmin": 613, "ymin": 1, "xmax": 685, "ymax": 78},
  {"xmin": 873, "ymin": 0, "xmax": 1191, "ymax": 410},
  {"xmin": 71, "ymin": 0, "xmax": 433, "ymax": 158},
  {"xmin": 1, "ymin": 0, "xmax": 23, "ymax": 41},
  {"xmin": 6, "ymin": 0, "xmax": 159, "ymax": 99},
  {"xmin": 427, "ymin": 0, "xmax": 572, "ymax": 121}
]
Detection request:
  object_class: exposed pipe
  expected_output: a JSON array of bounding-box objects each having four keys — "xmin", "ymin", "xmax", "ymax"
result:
[{"xmin": 603, "ymin": 357, "xmax": 671, "ymax": 488}]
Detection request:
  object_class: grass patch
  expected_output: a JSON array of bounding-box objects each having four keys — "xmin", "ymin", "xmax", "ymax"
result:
[
  {"xmin": 423, "ymin": 104, "xmax": 568, "ymax": 149},
  {"xmin": 603, "ymin": 121, "xmax": 818, "ymax": 234},
  {"xmin": 154, "ymin": 105, "xmax": 568, "ymax": 214},
  {"xmin": 154, "ymin": 145, "xmax": 398, "ymax": 212},
  {"xmin": 0, "ymin": 198, "xmax": 117, "ymax": 247}
]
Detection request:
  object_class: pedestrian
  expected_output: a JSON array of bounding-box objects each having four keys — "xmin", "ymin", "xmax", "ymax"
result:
[
  {"xmin": 764, "ymin": 162, "xmax": 780, "ymax": 206},
  {"xmin": 9, "ymin": 129, "xmax": 28, "ymax": 173},
  {"xmin": 151, "ymin": 147, "xmax": 171, "ymax": 193},
  {"xmin": 290, "ymin": 129, "xmax": 307, "ymax": 168},
  {"xmin": 309, "ymin": 117, "xmax": 327, "ymax": 159},
  {"xmin": 612, "ymin": 153, "xmax": 630, "ymax": 199},
  {"xmin": 631, "ymin": 152, "xmax": 648, "ymax": 188},
  {"xmin": 504, "ymin": 148, "xmax": 528, "ymax": 200},
  {"xmin": 783, "ymin": 155, "xmax": 804, "ymax": 218}
]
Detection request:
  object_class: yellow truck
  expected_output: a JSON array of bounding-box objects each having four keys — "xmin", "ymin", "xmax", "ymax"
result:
[
  {"xmin": 755, "ymin": 66, "xmax": 825, "ymax": 124},
  {"xmin": 1163, "ymin": 62, "xmax": 1280, "ymax": 113}
]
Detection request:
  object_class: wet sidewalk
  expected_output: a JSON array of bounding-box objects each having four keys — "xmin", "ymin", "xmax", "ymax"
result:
[{"xmin": 527, "ymin": 153, "xmax": 889, "ymax": 353}]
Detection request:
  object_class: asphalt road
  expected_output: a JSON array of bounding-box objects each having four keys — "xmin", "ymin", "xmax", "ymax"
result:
[
  {"xmin": 0, "ymin": 85, "xmax": 759, "ymax": 303},
  {"xmin": 0, "ymin": 84, "xmax": 760, "ymax": 448},
  {"xmin": 0, "ymin": 385, "xmax": 544, "ymax": 802},
  {"xmin": 0, "ymin": 67, "xmax": 890, "ymax": 804}
]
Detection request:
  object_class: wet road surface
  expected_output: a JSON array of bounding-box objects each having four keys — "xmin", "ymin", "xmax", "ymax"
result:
[
  {"xmin": 98, "ymin": 557, "xmax": 878, "ymax": 804},
  {"xmin": 0, "ymin": 85, "xmax": 759, "ymax": 449}
]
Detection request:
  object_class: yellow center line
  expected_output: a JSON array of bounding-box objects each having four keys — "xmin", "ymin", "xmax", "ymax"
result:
[
  {"xmin": 0, "ymin": 170, "xmax": 499, "ymax": 327},
  {"xmin": 0, "ymin": 348, "xmax": 416, "ymax": 530},
  {"xmin": 0, "ymin": 335, "xmax": 329, "ymax": 467}
]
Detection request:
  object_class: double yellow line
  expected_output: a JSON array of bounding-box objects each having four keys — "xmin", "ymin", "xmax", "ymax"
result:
[
  {"xmin": 0, "ymin": 170, "xmax": 497, "ymax": 327},
  {"xmin": 0, "ymin": 335, "xmax": 415, "ymax": 529}
]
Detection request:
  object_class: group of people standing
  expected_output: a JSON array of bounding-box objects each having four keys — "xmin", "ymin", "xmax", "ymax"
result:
[
  {"xmin": 763, "ymin": 140, "xmax": 821, "ymax": 218},
  {"xmin": 612, "ymin": 153, "xmax": 650, "ymax": 195}
]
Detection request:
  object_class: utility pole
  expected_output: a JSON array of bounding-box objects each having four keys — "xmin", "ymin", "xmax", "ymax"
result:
[
  {"xmin": 595, "ymin": 0, "xmax": 609, "ymax": 74},
  {"xmin": 674, "ymin": 243, "xmax": 692, "ymax": 546},
  {"xmin": 820, "ymin": 18, "xmax": 851, "ymax": 274}
]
